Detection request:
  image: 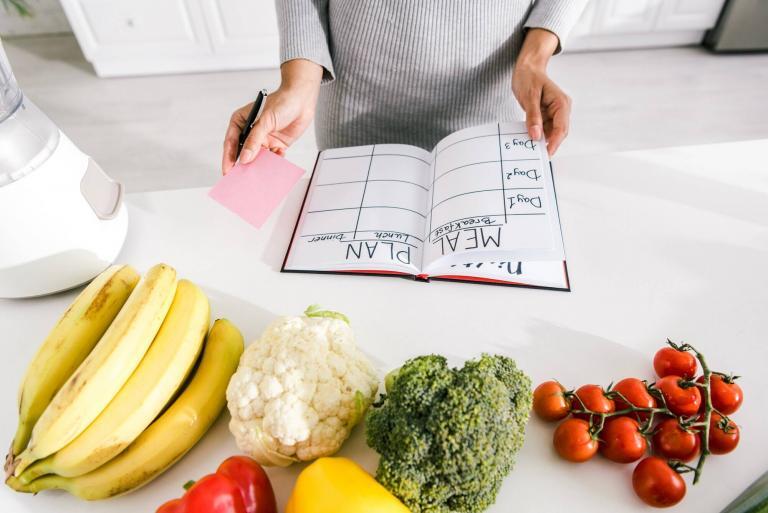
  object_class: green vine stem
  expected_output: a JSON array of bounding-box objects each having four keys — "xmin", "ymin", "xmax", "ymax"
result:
[
  {"xmin": 570, "ymin": 389, "xmax": 673, "ymax": 437},
  {"xmin": 674, "ymin": 340, "xmax": 712, "ymax": 485}
]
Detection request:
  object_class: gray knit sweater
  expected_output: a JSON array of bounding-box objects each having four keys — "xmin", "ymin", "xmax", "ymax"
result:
[{"xmin": 276, "ymin": 0, "xmax": 587, "ymax": 151}]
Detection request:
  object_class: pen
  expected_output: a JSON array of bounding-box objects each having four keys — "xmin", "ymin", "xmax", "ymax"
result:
[{"xmin": 237, "ymin": 89, "xmax": 268, "ymax": 160}]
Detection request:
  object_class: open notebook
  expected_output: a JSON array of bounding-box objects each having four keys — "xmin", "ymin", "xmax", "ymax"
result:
[{"xmin": 282, "ymin": 122, "xmax": 569, "ymax": 290}]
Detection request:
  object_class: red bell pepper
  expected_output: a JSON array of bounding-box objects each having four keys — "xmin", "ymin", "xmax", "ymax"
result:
[{"xmin": 157, "ymin": 456, "xmax": 277, "ymax": 513}]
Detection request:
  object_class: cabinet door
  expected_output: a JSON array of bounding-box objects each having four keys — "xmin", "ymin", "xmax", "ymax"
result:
[
  {"xmin": 569, "ymin": 1, "xmax": 598, "ymax": 39},
  {"xmin": 199, "ymin": 0, "xmax": 279, "ymax": 65},
  {"xmin": 567, "ymin": 0, "xmax": 727, "ymax": 51},
  {"xmin": 656, "ymin": 0, "xmax": 725, "ymax": 30},
  {"xmin": 62, "ymin": 0, "xmax": 211, "ymax": 60},
  {"xmin": 590, "ymin": 0, "xmax": 663, "ymax": 34}
]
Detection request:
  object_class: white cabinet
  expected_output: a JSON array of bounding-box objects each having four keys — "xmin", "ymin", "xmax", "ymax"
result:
[
  {"xmin": 201, "ymin": 0, "xmax": 279, "ymax": 59},
  {"xmin": 60, "ymin": 0, "xmax": 728, "ymax": 76},
  {"xmin": 60, "ymin": 0, "xmax": 280, "ymax": 77},
  {"xmin": 656, "ymin": 0, "xmax": 725, "ymax": 30},
  {"xmin": 568, "ymin": 0, "xmax": 727, "ymax": 51},
  {"xmin": 68, "ymin": 0, "xmax": 210, "ymax": 57},
  {"xmin": 595, "ymin": 0, "xmax": 664, "ymax": 34}
]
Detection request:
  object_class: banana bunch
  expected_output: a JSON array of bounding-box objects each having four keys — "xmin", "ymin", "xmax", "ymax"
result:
[{"xmin": 4, "ymin": 263, "xmax": 245, "ymax": 500}]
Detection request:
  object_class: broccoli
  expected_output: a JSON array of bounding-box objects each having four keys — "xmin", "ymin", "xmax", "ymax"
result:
[{"xmin": 366, "ymin": 354, "xmax": 532, "ymax": 513}]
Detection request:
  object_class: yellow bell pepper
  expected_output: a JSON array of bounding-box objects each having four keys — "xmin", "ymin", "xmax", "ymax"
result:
[{"xmin": 285, "ymin": 457, "xmax": 411, "ymax": 513}]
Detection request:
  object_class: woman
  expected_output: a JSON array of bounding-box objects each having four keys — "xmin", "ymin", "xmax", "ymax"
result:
[{"xmin": 222, "ymin": 0, "xmax": 587, "ymax": 173}]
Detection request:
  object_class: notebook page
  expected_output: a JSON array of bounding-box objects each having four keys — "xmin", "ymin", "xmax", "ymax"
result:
[
  {"xmin": 284, "ymin": 144, "xmax": 432, "ymax": 274},
  {"xmin": 422, "ymin": 122, "xmax": 565, "ymax": 274},
  {"xmin": 430, "ymin": 259, "xmax": 569, "ymax": 290}
]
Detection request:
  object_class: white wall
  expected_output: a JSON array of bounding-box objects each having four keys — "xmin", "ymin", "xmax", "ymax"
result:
[{"xmin": 0, "ymin": 0, "xmax": 71, "ymax": 36}]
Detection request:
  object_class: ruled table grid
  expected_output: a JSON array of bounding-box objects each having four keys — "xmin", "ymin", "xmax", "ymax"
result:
[
  {"xmin": 352, "ymin": 145, "xmax": 375, "ymax": 239},
  {"xmin": 297, "ymin": 126, "xmax": 548, "ymax": 248},
  {"xmin": 426, "ymin": 125, "xmax": 547, "ymax": 243},
  {"xmin": 299, "ymin": 145, "xmax": 430, "ymax": 247}
]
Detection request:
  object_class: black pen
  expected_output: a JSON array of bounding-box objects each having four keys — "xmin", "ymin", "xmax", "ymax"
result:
[{"xmin": 237, "ymin": 89, "xmax": 268, "ymax": 160}]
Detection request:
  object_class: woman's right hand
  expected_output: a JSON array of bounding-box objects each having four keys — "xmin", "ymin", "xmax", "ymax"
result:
[{"xmin": 221, "ymin": 59, "xmax": 323, "ymax": 174}]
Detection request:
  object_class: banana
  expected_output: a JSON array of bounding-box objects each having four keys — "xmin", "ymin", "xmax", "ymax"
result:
[
  {"xmin": 7, "ymin": 319, "xmax": 244, "ymax": 500},
  {"xmin": 18, "ymin": 280, "xmax": 210, "ymax": 482},
  {"xmin": 11, "ymin": 263, "xmax": 178, "ymax": 477},
  {"xmin": 8, "ymin": 264, "xmax": 140, "ymax": 463}
]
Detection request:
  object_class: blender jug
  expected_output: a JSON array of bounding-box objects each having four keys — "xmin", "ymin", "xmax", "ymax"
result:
[
  {"xmin": 0, "ymin": 39, "xmax": 60, "ymax": 186},
  {"xmin": 0, "ymin": 38, "xmax": 129, "ymax": 298}
]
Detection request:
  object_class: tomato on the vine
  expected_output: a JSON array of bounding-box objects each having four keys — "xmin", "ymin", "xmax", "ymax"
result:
[
  {"xmin": 571, "ymin": 384, "xmax": 615, "ymax": 420},
  {"xmin": 697, "ymin": 373, "xmax": 743, "ymax": 415},
  {"xmin": 652, "ymin": 418, "xmax": 700, "ymax": 462},
  {"xmin": 612, "ymin": 378, "xmax": 657, "ymax": 420},
  {"xmin": 599, "ymin": 416, "xmax": 647, "ymax": 463},
  {"xmin": 708, "ymin": 412, "xmax": 740, "ymax": 455},
  {"xmin": 553, "ymin": 418, "xmax": 598, "ymax": 463},
  {"xmin": 632, "ymin": 457, "xmax": 686, "ymax": 508},
  {"xmin": 655, "ymin": 375, "xmax": 701, "ymax": 417},
  {"xmin": 533, "ymin": 381, "xmax": 571, "ymax": 421},
  {"xmin": 653, "ymin": 347, "xmax": 697, "ymax": 379}
]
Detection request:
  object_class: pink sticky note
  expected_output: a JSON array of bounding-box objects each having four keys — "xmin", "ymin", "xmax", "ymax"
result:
[{"xmin": 209, "ymin": 149, "xmax": 305, "ymax": 228}]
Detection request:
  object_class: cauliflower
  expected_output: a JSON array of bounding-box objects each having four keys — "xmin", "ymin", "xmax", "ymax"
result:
[{"xmin": 226, "ymin": 306, "xmax": 379, "ymax": 466}]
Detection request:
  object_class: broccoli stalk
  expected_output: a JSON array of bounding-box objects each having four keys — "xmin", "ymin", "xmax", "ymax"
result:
[{"xmin": 366, "ymin": 354, "xmax": 532, "ymax": 513}]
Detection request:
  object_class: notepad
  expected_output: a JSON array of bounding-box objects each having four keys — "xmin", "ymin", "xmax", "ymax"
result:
[
  {"xmin": 209, "ymin": 149, "xmax": 304, "ymax": 228},
  {"xmin": 282, "ymin": 122, "xmax": 569, "ymax": 290}
]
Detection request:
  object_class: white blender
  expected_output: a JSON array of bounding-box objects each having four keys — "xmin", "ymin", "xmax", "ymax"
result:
[{"xmin": 0, "ymin": 38, "xmax": 128, "ymax": 298}]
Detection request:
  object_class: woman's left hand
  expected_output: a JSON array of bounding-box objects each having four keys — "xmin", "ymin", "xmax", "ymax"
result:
[{"xmin": 512, "ymin": 28, "xmax": 571, "ymax": 156}]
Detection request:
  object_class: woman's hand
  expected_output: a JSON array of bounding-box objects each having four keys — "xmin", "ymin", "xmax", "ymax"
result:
[
  {"xmin": 222, "ymin": 59, "xmax": 323, "ymax": 174},
  {"xmin": 512, "ymin": 28, "xmax": 572, "ymax": 156}
]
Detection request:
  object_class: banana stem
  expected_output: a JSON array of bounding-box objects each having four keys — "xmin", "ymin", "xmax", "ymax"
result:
[
  {"xmin": 11, "ymin": 451, "xmax": 36, "ymax": 479},
  {"xmin": 6, "ymin": 474, "xmax": 63, "ymax": 494},
  {"xmin": 16, "ymin": 458, "xmax": 51, "ymax": 485},
  {"xmin": 10, "ymin": 422, "xmax": 32, "ymax": 462}
]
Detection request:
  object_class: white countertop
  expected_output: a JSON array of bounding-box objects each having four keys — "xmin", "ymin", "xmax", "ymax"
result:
[{"xmin": 2, "ymin": 139, "xmax": 768, "ymax": 512}]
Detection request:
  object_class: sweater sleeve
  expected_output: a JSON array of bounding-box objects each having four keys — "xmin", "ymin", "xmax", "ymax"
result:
[
  {"xmin": 275, "ymin": 0, "xmax": 335, "ymax": 83},
  {"xmin": 523, "ymin": 0, "xmax": 589, "ymax": 53}
]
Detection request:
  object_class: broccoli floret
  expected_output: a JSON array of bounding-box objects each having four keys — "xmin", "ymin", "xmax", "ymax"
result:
[{"xmin": 366, "ymin": 354, "xmax": 532, "ymax": 513}]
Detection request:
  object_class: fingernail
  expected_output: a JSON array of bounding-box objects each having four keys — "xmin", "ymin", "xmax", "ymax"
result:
[
  {"xmin": 531, "ymin": 125, "xmax": 542, "ymax": 140},
  {"xmin": 241, "ymin": 149, "xmax": 254, "ymax": 163}
]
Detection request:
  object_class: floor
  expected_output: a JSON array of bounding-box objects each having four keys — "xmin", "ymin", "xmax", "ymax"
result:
[{"xmin": 5, "ymin": 34, "xmax": 768, "ymax": 193}]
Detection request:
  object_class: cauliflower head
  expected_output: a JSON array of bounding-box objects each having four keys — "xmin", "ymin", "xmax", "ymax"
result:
[{"xmin": 226, "ymin": 309, "xmax": 379, "ymax": 466}]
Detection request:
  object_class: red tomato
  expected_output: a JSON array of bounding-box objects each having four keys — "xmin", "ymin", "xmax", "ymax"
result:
[
  {"xmin": 613, "ymin": 378, "xmax": 657, "ymax": 420},
  {"xmin": 697, "ymin": 374, "xmax": 743, "ymax": 415},
  {"xmin": 654, "ymin": 347, "xmax": 697, "ymax": 379},
  {"xmin": 571, "ymin": 384, "xmax": 615, "ymax": 420},
  {"xmin": 655, "ymin": 375, "xmax": 701, "ymax": 417},
  {"xmin": 708, "ymin": 412, "xmax": 740, "ymax": 455},
  {"xmin": 652, "ymin": 418, "xmax": 700, "ymax": 462},
  {"xmin": 532, "ymin": 381, "xmax": 571, "ymax": 421},
  {"xmin": 632, "ymin": 457, "xmax": 686, "ymax": 508},
  {"xmin": 599, "ymin": 416, "xmax": 647, "ymax": 463},
  {"xmin": 553, "ymin": 418, "xmax": 598, "ymax": 463}
]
